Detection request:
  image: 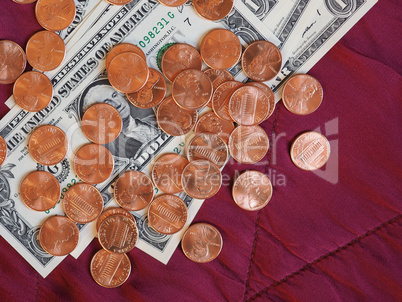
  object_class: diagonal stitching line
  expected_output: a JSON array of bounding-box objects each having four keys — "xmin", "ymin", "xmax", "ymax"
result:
[{"xmin": 246, "ymin": 213, "xmax": 402, "ymax": 301}]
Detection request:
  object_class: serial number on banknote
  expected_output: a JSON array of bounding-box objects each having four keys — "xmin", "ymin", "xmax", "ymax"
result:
[{"xmin": 138, "ymin": 12, "xmax": 175, "ymax": 48}]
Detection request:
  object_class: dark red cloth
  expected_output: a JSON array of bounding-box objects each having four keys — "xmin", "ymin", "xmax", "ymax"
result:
[{"xmin": 1, "ymin": 1, "xmax": 401, "ymax": 301}]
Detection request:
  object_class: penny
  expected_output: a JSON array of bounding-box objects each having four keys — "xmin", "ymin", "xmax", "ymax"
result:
[
  {"xmin": 157, "ymin": 96, "xmax": 198, "ymax": 137},
  {"xmin": 182, "ymin": 159, "xmax": 222, "ymax": 199},
  {"xmin": 246, "ymin": 82, "xmax": 276, "ymax": 121},
  {"xmin": 157, "ymin": 0, "xmax": 187, "ymax": 7},
  {"xmin": 35, "ymin": 0, "xmax": 76, "ymax": 31},
  {"xmin": 204, "ymin": 69, "xmax": 234, "ymax": 91},
  {"xmin": 20, "ymin": 171, "xmax": 60, "ymax": 211},
  {"xmin": 0, "ymin": 40, "xmax": 27, "ymax": 85},
  {"xmin": 26, "ymin": 30, "xmax": 65, "ymax": 72},
  {"xmin": 12, "ymin": 0, "xmax": 37, "ymax": 3},
  {"xmin": 228, "ymin": 86, "xmax": 270, "ymax": 126},
  {"xmin": 193, "ymin": 0, "xmax": 234, "ymax": 21},
  {"xmin": 290, "ymin": 131, "xmax": 331, "ymax": 171},
  {"xmin": 228, "ymin": 125, "xmax": 269, "ymax": 164},
  {"xmin": 200, "ymin": 29, "xmax": 241, "ymax": 70},
  {"xmin": 39, "ymin": 216, "xmax": 79, "ymax": 256},
  {"xmin": 187, "ymin": 133, "xmax": 228, "ymax": 169},
  {"xmin": 63, "ymin": 183, "xmax": 103, "ymax": 224},
  {"xmin": 74, "ymin": 144, "xmax": 114, "ymax": 184},
  {"xmin": 98, "ymin": 214, "xmax": 138, "ymax": 254},
  {"xmin": 282, "ymin": 74, "xmax": 323, "ymax": 115},
  {"xmin": 232, "ymin": 170, "xmax": 273, "ymax": 211},
  {"xmin": 90, "ymin": 250, "xmax": 131, "ymax": 288},
  {"xmin": 212, "ymin": 81, "xmax": 243, "ymax": 121},
  {"xmin": 81, "ymin": 103, "xmax": 122, "ymax": 144},
  {"xmin": 195, "ymin": 111, "xmax": 235, "ymax": 144},
  {"xmin": 242, "ymin": 41, "xmax": 282, "ymax": 82},
  {"xmin": 148, "ymin": 194, "xmax": 188, "ymax": 235},
  {"xmin": 28, "ymin": 125, "xmax": 68, "ymax": 165},
  {"xmin": 13, "ymin": 71, "xmax": 53, "ymax": 112},
  {"xmin": 161, "ymin": 43, "xmax": 202, "ymax": 82},
  {"xmin": 126, "ymin": 68, "xmax": 166, "ymax": 109},
  {"xmin": 114, "ymin": 171, "xmax": 154, "ymax": 211},
  {"xmin": 181, "ymin": 223, "xmax": 222, "ymax": 263},
  {"xmin": 106, "ymin": 43, "xmax": 146, "ymax": 70},
  {"xmin": 108, "ymin": 52, "xmax": 149, "ymax": 93},
  {"xmin": 0, "ymin": 136, "xmax": 8, "ymax": 166},
  {"xmin": 96, "ymin": 207, "xmax": 136, "ymax": 232},
  {"xmin": 172, "ymin": 69, "xmax": 213, "ymax": 110},
  {"xmin": 152, "ymin": 153, "xmax": 189, "ymax": 194},
  {"xmin": 105, "ymin": 0, "xmax": 133, "ymax": 5}
]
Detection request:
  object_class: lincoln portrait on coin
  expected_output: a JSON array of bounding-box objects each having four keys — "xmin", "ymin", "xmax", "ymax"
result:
[{"xmin": 286, "ymin": 80, "xmax": 319, "ymax": 113}]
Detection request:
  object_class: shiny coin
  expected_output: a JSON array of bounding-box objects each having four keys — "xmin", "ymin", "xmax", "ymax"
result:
[
  {"xmin": 282, "ymin": 74, "xmax": 323, "ymax": 115},
  {"xmin": 212, "ymin": 81, "xmax": 243, "ymax": 121},
  {"xmin": 28, "ymin": 125, "xmax": 68, "ymax": 166},
  {"xmin": 152, "ymin": 153, "xmax": 189, "ymax": 194},
  {"xmin": 90, "ymin": 250, "xmax": 131, "ymax": 288},
  {"xmin": 157, "ymin": 96, "xmax": 198, "ymax": 137},
  {"xmin": 148, "ymin": 194, "xmax": 188, "ymax": 235},
  {"xmin": 242, "ymin": 41, "xmax": 282, "ymax": 82},
  {"xmin": 200, "ymin": 29, "xmax": 241, "ymax": 70},
  {"xmin": 0, "ymin": 40, "xmax": 27, "ymax": 85},
  {"xmin": 172, "ymin": 69, "xmax": 213, "ymax": 110},
  {"xmin": 13, "ymin": 71, "xmax": 53, "ymax": 112},
  {"xmin": 182, "ymin": 159, "xmax": 222, "ymax": 199},
  {"xmin": 114, "ymin": 171, "xmax": 154, "ymax": 211},
  {"xmin": 161, "ymin": 43, "xmax": 202, "ymax": 82},
  {"xmin": 98, "ymin": 214, "xmax": 138, "ymax": 254},
  {"xmin": 193, "ymin": 0, "xmax": 234, "ymax": 21},
  {"xmin": 105, "ymin": 0, "xmax": 133, "ymax": 5},
  {"xmin": 81, "ymin": 103, "xmax": 122, "ymax": 144},
  {"xmin": 0, "ymin": 136, "xmax": 8, "ymax": 166},
  {"xmin": 20, "ymin": 171, "xmax": 60, "ymax": 211},
  {"xmin": 39, "ymin": 216, "xmax": 79, "ymax": 256},
  {"xmin": 228, "ymin": 125, "xmax": 269, "ymax": 164},
  {"xmin": 74, "ymin": 144, "xmax": 114, "ymax": 184},
  {"xmin": 126, "ymin": 68, "xmax": 166, "ymax": 109},
  {"xmin": 106, "ymin": 43, "xmax": 146, "ymax": 70},
  {"xmin": 26, "ymin": 30, "xmax": 65, "ymax": 72},
  {"xmin": 181, "ymin": 223, "xmax": 222, "ymax": 263},
  {"xmin": 195, "ymin": 111, "xmax": 235, "ymax": 144},
  {"xmin": 232, "ymin": 170, "xmax": 272, "ymax": 211},
  {"xmin": 157, "ymin": 0, "xmax": 187, "ymax": 6},
  {"xmin": 228, "ymin": 86, "xmax": 270, "ymax": 126},
  {"xmin": 187, "ymin": 133, "xmax": 228, "ymax": 169},
  {"xmin": 108, "ymin": 52, "xmax": 149, "ymax": 93},
  {"xmin": 290, "ymin": 131, "xmax": 331, "ymax": 171},
  {"xmin": 96, "ymin": 207, "xmax": 136, "ymax": 232},
  {"xmin": 35, "ymin": 0, "xmax": 76, "ymax": 31},
  {"xmin": 63, "ymin": 183, "xmax": 103, "ymax": 224},
  {"xmin": 246, "ymin": 82, "xmax": 276, "ymax": 121},
  {"xmin": 204, "ymin": 69, "xmax": 234, "ymax": 91}
]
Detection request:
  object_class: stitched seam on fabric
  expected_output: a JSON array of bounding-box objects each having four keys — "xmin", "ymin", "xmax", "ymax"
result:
[
  {"xmin": 34, "ymin": 274, "xmax": 39, "ymax": 302},
  {"xmin": 246, "ymin": 214, "xmax": 402, "ymax": 301}
]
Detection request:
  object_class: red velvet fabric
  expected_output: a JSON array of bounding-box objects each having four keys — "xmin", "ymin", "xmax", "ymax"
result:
[{"xmin": 0, "ymin": 1, "xmax": 401, "ymax": 301}]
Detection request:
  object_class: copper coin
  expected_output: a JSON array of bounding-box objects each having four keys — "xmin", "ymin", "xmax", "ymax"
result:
[
  {"xmin": 20, "ymin": 171, "xmax": 60, "ymax": 211},
  {"xmin": 147, "ymin": 194, "xmax": 188, "ymax": 235},
  {"xmin": 0, "ymin": 136, "xmax": 8, "ymax": 166},
  {"xmin": 228, "ymin": 125, "xmax": 269, "ymax": 164},
  {"xmin": 200, "ymin": 29, "xmax": 241, "ymax": 70},
  {"xmin": 182, "ymin": 159, "xmax": 222, "ymax": 199},
  {"xmin": 26, "ymin": 30, "xmax": 65, "ymax": 72},
  {"xmin": 114, "ymin": 171, "xmax": 154, "ymax": 211},
  {"xmin": 157, "ymin": 96, "xmax": 198, "ymax": 137},
  {"xmin": 90, "ymin": 250, "xmax": 131, "ymax": 288},
  {"xmin": 195, "ymin": 111, "xmax": 235, "ymax": 144},
  {"xmin": 228, "ymin": 86, "xmax": 270, "ymax": 126},
  {"xmin": 232, "ymin": 170, "xmax": 272, "ymax": 211},
  {"xmin": 98, "ymin": 214, "xmax": 138, "ymax": 254},
  {"xmin": 0, "ymin": 40, "xmax": 27, "ymax": 85},
  {"xmin": 108, "ymin": 52, "xmax": 149, "ymax": 93},
  {"xmin": 12, "ymin": 0, "xmax": 37, "ymax": 3},
  {"xmin": 158, "ymin": 0, "xmax": 187, "ymax": 7},
  {"xmin": 204, "ymin": 69, "xmax": 234, "ymax": 91},
  {"xmin": 74, "ymin": 144, "xmax": 114, "ymax": 184},
  {"xmin": 181, "ymin": 223, "xmax": 222, "ymax": 263},
  {"xmin": 106, "ymin": 43, "xmax": 146, "ymax": 70},
  {"xmin": 193, "ymin": 0, "xmax": 234, "ymax": 21},
  {"xmin": 152, "ymin": 153, "xmax": 189, "ymax": 194},
  {"xmin": 282, "ymin": 74, "xmax": 323, "ymax": 115},
  {"xmin": 242, "ymin": 41, "xmax": 282, "ymax": 82},
  {"xmin": 161, "ymin": 43, "xmax": 202, "ymax": 82},
  {"xmin": 81, "ymin": 103, "xmax": 122, "ymax": 144},
  {"xmin": 63, "ymin": 183, "xmax": 103, "ymax": 224},
  {"xmin": 35, "ymin": 0, "xmax": 76, "ymax": 31},
  {"xmin": 13, "ymin": 71, "xmax": 53, "ymax": 112},
  {"xmin": 96, "ymin": 207, "xmax": 136, "ymax": 232},
  {"xmin": 187, "ymin": 133, "xmax": 228, "ymax": 169},
  {"xmin": 172, "ymin": 69, "xmax": 213, "ymax": 110},
  {"xmin": 105, "ymin": 0, "xmax": 133, "ymax": 5},
  {"xmin": 39, "ymin": 216, "xmax": 79, "ymax": 256},
  {"xmin": 28, "ymin": 125, "xmax": 68, "ymax": 166},
  {"xmin": 290, "ymin": 131, "xmax": 331, "ymax": 171},
  {"xmin": 246, "ymin": 82, "xmax": 276, "ymax": 121},
  {"xmin": 126, "ymin": 68, "xmax": 166, "ymax": 109},
  {"xmin": 212, "ymin": 81, "xmax": 243, "ymax": 121}
]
